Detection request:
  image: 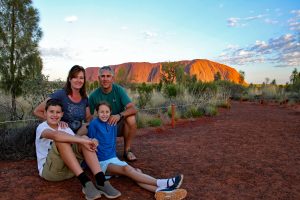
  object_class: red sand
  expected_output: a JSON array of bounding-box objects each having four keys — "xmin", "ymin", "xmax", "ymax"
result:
[{"xmin": 0, "ymin": 101, "xmax": 300, "ymax": 200}]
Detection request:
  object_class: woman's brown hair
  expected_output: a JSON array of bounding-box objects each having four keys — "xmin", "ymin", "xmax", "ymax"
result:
[{"xmin": 64, "ymin": 65, "xmax": 87, "ymax": 98}]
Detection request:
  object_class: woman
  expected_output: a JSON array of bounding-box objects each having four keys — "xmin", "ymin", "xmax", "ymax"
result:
[{"xmin": 34, "ymin": 65, "xmax": 92, "ymax": 134}]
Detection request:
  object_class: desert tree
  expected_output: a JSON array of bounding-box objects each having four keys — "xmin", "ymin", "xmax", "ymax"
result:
[
  {"xmin": 161, "ymin": 62, "xmax": 178, "ymax": 84},
  {"xmin": 290, "ymin": 68, "xmax": 300, "ymax": 85},
  {"xmin": 238, "ymin": 70, "xmax": 245, "ymax": 84},
  {"xmin": 0, "ymin": 0, "xmax": 43, "ymax": 119},
  {"xmin": 271, "ymin": 79, "xmax": 277, "ymax": 85},
  {"xmin": 214, "ymin": 72, "xmax": 221, "ymax": 81}
]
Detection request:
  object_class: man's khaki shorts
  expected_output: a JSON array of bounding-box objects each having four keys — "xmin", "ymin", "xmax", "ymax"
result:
[{"xmin": 41, "ymin": 142, "xmax": 83, "ymax": 181}]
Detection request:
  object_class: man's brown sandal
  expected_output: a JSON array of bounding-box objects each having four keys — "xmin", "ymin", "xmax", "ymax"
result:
[{"xmin": 123, "ymin": 149, "xmax": 137, "ymax": 162}]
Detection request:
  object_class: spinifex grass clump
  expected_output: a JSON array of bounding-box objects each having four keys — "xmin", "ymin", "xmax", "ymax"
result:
[
  {"xmin": 204, "ymin": 105, "xmax": 218, "ymax": 116},
  {"xmin": 180, "ymin": 105, "xmax": 204, "ymax": 119},
  {"xmin": 147, "ymin": 118, "xmax": 162, "ymax": 127}
]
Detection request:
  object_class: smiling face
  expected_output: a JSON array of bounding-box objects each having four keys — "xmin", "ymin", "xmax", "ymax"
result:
[
  {"xmin": 69, "ymin": 71, "xmax": 85, "ymax": 91},
  {"xmin": 97, "ymin": 104, "xmax": 111, "ymax": 122},
  {"xmin": 45, "ymin": 105, "xmax": 63, "ymax": 129},
  {"xmin": 98, "ymin": 69, "xmax": 114, "ymax": 92}
]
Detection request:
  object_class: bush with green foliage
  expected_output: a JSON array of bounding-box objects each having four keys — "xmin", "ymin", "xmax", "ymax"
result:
[
  {"xmin": 163, "ymin": 84, "xmax": 183, "ymax": 101},
  {"xmin": 147, "ymin": 118, "xmax": 162, "ymax": 127},
  {"xmin": 136, "ymin": 83, "xmax": 153, "ymax": 109},
  {"xmin": 187, "ymin": 81, "xmax": 217, "ymax": 97},
  {"xmin": 204, "ymin": 105, "xmax": 218, "ymax": 116},
  {"xmin": 181, "ymin": 105, "xmax": 204, "ymax": 118}
]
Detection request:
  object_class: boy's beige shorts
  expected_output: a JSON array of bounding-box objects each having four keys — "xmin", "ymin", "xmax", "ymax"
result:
[{"xmin": 42, "ymin": 142, "xmax": 83, "ymax": 181}]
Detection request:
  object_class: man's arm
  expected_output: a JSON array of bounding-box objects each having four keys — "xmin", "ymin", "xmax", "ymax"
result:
[
  {"xmin": 120, "ymin": 102, "xmax": 137, "ymax": 117},
  {"xmin": 108, "ymin": 102, "xmax": 137, "ymax": 125}
]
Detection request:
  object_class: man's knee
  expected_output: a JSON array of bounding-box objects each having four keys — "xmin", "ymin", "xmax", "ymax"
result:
[{"xmin": 125, "ymin": 115, "xmax": 137, "ymax": 128}]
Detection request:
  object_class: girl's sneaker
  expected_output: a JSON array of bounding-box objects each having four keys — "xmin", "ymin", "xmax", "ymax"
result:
[{"xmin": 167, "ymin": 174, "xmax": 184, "ymax": 189}]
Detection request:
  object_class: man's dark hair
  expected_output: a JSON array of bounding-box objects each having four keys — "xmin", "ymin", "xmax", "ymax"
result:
[{"xmin": 45, "ymin": 99, "xmax": 63, "ymax": 112}]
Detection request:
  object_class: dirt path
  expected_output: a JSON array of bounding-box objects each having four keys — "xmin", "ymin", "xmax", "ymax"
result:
[{"xmin": 0, "ymin": 101, "xmax": 300, "ymax": 200}]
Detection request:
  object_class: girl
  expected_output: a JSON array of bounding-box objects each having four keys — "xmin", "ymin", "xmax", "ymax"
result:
[{"xmin": 88, "ymin": 101, "xmax": 187, "ymax": 200}]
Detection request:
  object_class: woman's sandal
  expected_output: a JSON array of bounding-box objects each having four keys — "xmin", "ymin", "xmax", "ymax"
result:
[{"xmin": 123, "ymin": 149, "xmax": 137, "ymax": 162}]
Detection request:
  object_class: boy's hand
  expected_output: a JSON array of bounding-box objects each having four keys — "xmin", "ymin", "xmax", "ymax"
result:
[
  {"xmin": 82, "ymin": 138, "xmax": 98, "ymax": 152},
  {"xmin": 91, "ymin": 138, "xmax": 99, "ymax": 147},
  {"xmin": 108, "ymin": 114, "xmax": 121, "ymax": 125},
  {"xmin": 58, "ymin": 121, "xmax": 69, "ymax": 129}
]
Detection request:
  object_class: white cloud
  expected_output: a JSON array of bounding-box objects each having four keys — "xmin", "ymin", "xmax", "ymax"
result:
[
  {"xmin": 227, "ymin": 15, "xmax": 265, "ymax": 27},
  {"xmin": 291, "ymin": 10, "xmax": 300, "ymax": 17},
  {"xmin": 94, "ymin": 46, "xmax": 109, "ymax": 53},
  {"xmin": 218, "ymin": 33, "xmax": 300, "ymax": 67},
  {"xmin": 64, "ymin": 15, "xmax": 78, "ymax": 23},
  {"xmin": 264, "ymin": 18, "xmax": 278, "ymax": 24},
  {"xmin": 40, "ymin": 47, "xmax": 71, "ymax": 58},
  {"xmin": 227, "ymin": 17, "xmax": 239, "ymax": 27},
  {"xmin": 120, "ymin": 26, "xmax": 128, "ymax": 31},
  {"xmin": 288, "ymin": 10, "xmax": 300, "ymax": 31},
  {"xmin": 142, "ymin": 31, "xmax": 158, "ymax": 40},
  {"xmin": 226, "ymin": 44, "xmax": 239, "ymax": 50}
]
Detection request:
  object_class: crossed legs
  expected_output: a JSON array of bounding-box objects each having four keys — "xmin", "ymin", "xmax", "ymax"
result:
[{"xmin": 107, "ymin": 164, "xmax": 157, "ymax": 192}]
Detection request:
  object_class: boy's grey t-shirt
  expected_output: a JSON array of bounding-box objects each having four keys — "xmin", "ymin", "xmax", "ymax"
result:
[{"xmin": 50, "ymin": 89, "xmax": 88, "ymax": 131}]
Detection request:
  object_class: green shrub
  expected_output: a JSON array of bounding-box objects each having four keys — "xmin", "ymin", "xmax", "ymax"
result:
[
  {"xmin": 187, "ymin": 81, "xmax": 217, "ymax": 97},
  {"xmin": 181, "ymin": 106, "xmax": 204, "ymax": 118},
  {"xmin": 136, "ymin": 112, "xmax": 152, "ymax": 128},
  {"xmin": 216, "ymin": 100, "xmax": 231, "ymax": 109},
  {"xmin": 137, "ymin": 83, "xmax": 153, "ymax": 109},
  {"xmin": 246, "ymin": 86, "xmax": 262, "ymax": 101},
  {"xmin": 261, "ymin": 85, "xmax": 278, "ymax": 100},
  {"xmin": 136, "ymin": 112, "xmax": 163, "ymax": 128},
  {"xmin": 230, "ymin": 84, "xmax": 247, "ymax": 100},
  {"xmin": 147, "ymin": 118, "xmax": 162, "ymax": 127},
  {"xmin": 204, "ymin": 105, "xmax": 218, "ymax": 116},
  {"xmin": 163, "ymin": 84, "xmax": 183, "ymax": 100}
]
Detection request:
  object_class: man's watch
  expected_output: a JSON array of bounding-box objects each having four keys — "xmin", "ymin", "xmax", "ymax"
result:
[{"xmin": 119, "ymin": 113, "xmax": 124, "ymax": 119}]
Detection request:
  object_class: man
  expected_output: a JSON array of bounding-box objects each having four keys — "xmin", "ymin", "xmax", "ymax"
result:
[{"xmin": 89, "ymin": 66, "xmax": 138, "ymax": 161}]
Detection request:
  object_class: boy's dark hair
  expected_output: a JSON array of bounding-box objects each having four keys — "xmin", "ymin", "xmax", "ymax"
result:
[
  {"xmin": 45, "ymin": 99, "xmax": 63, "ymax": 112},
  {"xmin": 95, "ymin": 101, "xmax": 112, "ymax": 112}
]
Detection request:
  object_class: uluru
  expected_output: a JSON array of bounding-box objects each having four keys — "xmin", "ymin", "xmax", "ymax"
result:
[{"xmin": 85, "ymin": 59, "xmax": 244, "ymax": 84}]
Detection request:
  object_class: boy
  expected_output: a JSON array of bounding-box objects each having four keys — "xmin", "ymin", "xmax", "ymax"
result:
[
  {"xmin": 35, "ymin": 99, "xmax": 121, "ymax": 200},
  {"xmin": 88, "ymin": 101, "xmax": 188, "ymax": 200}
]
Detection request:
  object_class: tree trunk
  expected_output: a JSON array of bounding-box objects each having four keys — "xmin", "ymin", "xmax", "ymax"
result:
[
  {"xmin": 9, "ymin": 4, "xmax": 16, "ymax": 120},
  {"xmin": 11, "ymin": 91, "xmax": 17, "ymax": 120}
]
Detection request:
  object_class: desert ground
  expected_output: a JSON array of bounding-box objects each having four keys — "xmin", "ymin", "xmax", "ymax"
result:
[{"xmin": 0, "ymin": 101, "xmax": 299, "ymax": 200}]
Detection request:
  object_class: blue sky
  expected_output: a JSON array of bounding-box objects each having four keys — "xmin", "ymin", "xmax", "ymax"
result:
[{"xmin": 33, "ymin": 0, "xmax": 300, "ymax": 84}]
